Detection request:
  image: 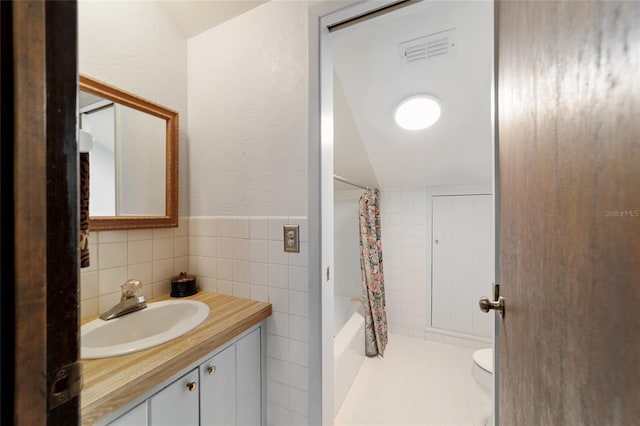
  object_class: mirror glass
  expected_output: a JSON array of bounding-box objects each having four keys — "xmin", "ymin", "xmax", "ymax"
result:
[{"xmin": 79, "ymin": 74, "xmax": 179, "ymax": 231}]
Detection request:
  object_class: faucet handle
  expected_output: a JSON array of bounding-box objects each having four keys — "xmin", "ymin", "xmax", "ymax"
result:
[{"xmin": 121, "ymin": 279, "xmax": 142, "ymax": 300}]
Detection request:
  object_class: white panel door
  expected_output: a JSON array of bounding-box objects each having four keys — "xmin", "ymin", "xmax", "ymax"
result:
[
  {"xmin": 432, "ymin": 195, "xmax": 455, "ymax": 331},
  {"xmin": 471, "ymin": 195, "xmax": 494, "ymax": 338},
  {"xmin": 432, "ymin": 194, "xmax": 493, "ymax": 337}
]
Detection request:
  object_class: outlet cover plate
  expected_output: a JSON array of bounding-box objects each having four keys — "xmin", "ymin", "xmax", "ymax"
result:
[{"xmin": 283, "ymin": 225, "xmax": 300, "ymax": 253}]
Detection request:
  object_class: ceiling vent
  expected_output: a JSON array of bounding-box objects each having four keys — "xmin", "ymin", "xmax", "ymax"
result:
[{"xmin": 399, "ymin": 28, "xmax": 456, "ymax": 68}]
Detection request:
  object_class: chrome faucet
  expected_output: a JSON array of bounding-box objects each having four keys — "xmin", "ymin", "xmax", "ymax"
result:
[{"xmin": 100, "ymin": 279, "xmax": 147, "ymax": 321}]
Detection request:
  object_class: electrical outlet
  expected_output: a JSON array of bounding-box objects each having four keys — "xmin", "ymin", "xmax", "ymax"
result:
[{"xmin": 283, "ymin": 225, "xmax": 300, "ymax": 253}]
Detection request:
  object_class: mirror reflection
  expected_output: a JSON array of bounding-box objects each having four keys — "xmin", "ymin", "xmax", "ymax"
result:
[
  {"xmin": 79, "ymin": 74, "xmax": 179, "ymax": 231},
  {"xmin": 79, "ymin": 91, "xmax": 166, "ymax": 216}
]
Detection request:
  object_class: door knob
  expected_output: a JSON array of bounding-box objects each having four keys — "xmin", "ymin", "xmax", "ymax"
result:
[
  {"xmin": 186, "ymin": 381, "xmax": 197, "ymax": 392},
  {"xmin": 479, "ymin": 296, "xmax": 505, "ymax": 318}
]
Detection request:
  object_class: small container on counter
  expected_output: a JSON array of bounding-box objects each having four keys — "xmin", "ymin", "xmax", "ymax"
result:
[{"xmin": 170, "ymin": 272, "xmax": 197, "ymax": 297}]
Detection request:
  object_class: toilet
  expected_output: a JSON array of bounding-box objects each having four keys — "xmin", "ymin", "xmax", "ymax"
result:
[
  {"xmin": 472, "ymin": 347, "xmax": 493, "ymax": 396},
  {"xmin": 472, "ymin": 348, "xmax": 493, "ymax": 425}
]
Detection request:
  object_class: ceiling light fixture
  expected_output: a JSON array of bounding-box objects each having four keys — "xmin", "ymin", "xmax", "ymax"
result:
[{"xmin": 394, "ymin": 95, "xmax": 442, "ymax": 130}]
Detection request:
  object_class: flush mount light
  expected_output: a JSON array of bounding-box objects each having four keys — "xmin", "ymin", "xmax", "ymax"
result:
[{"xmin": 394, "ymin": 95, "xmax": 442, "ymax": 130}]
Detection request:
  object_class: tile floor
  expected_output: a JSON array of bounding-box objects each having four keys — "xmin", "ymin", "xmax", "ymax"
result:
[{"xmin": 335, "ymin": 333, "xmax": 492, "ymax": 426}]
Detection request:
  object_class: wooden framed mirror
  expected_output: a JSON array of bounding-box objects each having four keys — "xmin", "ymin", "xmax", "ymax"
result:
[{"xmin": 79, "ymin": 74, "xmax": 178, "ymax": 231}]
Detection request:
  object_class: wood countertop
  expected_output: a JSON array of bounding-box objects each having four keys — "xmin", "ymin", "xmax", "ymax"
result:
[{"xmin": 80, "ymin": 291, "xmax": 272, "ymax": 425}]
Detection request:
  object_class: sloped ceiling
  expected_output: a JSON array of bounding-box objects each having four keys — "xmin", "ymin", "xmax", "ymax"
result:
[
  {"xmin": 333, "ymin": 0, "xmax": 494, "ymax": 190},
  {"xmin": 334, "ymin": 75, "xmax": 380, "ymax": 190}
]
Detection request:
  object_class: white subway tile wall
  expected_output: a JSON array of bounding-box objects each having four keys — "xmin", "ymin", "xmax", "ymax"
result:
[
  {"xmin": 380, "ymin": 190, "xmax": 428, "ymax": 338},
  {"xmin": 80, "ymin": 215, "xmax": 309, "ymax": 426},
  {"xmin": 380, "ymin": 190, "xmax": 491, "ymax": 349},
  {"xmin": 80, "ymin": 217, "xmax": 190, "ymax": 319},
  {"xmin": 188, "ymin": 216, "xmax": 309, "ymax": 425}
]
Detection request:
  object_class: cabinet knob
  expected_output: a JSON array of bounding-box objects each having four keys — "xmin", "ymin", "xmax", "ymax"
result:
[
  {"xmin": 207, "ymin": 365, "xmax": 216, "ymax": 375},
  {"xmin": 186, "ymin": 381, "xmax": 197, "ymax": 392}
]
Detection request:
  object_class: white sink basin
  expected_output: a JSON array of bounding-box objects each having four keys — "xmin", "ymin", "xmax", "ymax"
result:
[{"xmin": 81, "ymin": 300, "xmax": 210, "ymax": 359}]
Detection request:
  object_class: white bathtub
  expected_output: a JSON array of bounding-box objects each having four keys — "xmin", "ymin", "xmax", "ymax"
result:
[{"xmin": 334, "ymin": 296, "xmax": 365, "ymax": 416}]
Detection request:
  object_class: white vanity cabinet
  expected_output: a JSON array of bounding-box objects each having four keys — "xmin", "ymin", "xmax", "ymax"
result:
[
  {"xmin": 105, "ymin": 325, "xmax": 264, "ymax": 426},
  {"xmin": 199, "ymin": 327, "xmax": 261, "ymax": 426},
  {"xmin": 199, "ymin": 342, "xmax": 236, "ymax": 425},
  {"xmin": 235, "ymin": 328, "xmax": 262, "ymax": 426},
  {"xmin": 149, "ymin": 368, "xmax": 200, "ymax": 426},
  {"xmin": 106, "ymin": 401, "xmax": 148, "ymax": 425}
]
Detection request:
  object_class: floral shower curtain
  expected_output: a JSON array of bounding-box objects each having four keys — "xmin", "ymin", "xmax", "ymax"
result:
[{"xmin": 358, "ymin": 188, "xmax": 388, "ymax": 357}]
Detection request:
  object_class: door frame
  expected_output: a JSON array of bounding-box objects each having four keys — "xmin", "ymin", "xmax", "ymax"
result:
[
  {"xmin": 491, "ymin": 1, "xmax": 500, "ymax": 423},
  {"xmin": 308, "ymin": 0, "xmax": 499, "ymax": 424},
  {"xmin": 2, "ymin": 1, "xmax": 80, "ymax": 424},
  {"xmin": 309, "ymin": 1, "xmax": 425, "ymax": 423}
]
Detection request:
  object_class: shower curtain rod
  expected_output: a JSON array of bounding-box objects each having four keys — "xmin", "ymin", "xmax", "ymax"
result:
[{"xmin": 333, "ymin": 174, "xmax": 370, "ymax": 190}]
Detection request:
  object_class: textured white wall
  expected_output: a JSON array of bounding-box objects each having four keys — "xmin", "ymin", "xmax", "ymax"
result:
[
  {"xmin": 187, "ymin": 1, "xmax": 308, "ymax": 217},
  {"xmin": 187, "ymin": 215, "xmax": 311, "ymax": 424},
  {"xmin": 78, "ymin": 0, "xmax": 189, "ymax": 215},
  {"xmin": 117, "ymin": 107, "xmax": 166, "ymax": 215},
  {"xmin": 187, "ymin": 4, "xmax": 311, "ymax": 424},
  {"xmin": 78, "ymin": 1, "xmax": 190, "ymax": 318}
]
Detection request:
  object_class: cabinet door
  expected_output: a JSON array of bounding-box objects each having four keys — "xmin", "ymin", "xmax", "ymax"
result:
[
  {"xmin": 200, "ymin": 343, "xmax": 236, "ymax": 426},
  {"xmin": 107, "ymin": 401, "xmax": 148, "ymax": 426},
  {"xmin": 236, "ymin": 328, "xmax": 262, "ymax": 426},
  {"xmin": 148, "ymin": 368, "xmax": 199, "ymax": 426}
]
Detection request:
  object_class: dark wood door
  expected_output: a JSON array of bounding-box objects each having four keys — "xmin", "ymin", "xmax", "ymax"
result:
[
  {"xmin": 2, "ymin": 1, "xmax": 79, "ymax": 424},
  {"xmin": 497, "ymin": 1, "xmax": 640, "ymax": 424}
]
